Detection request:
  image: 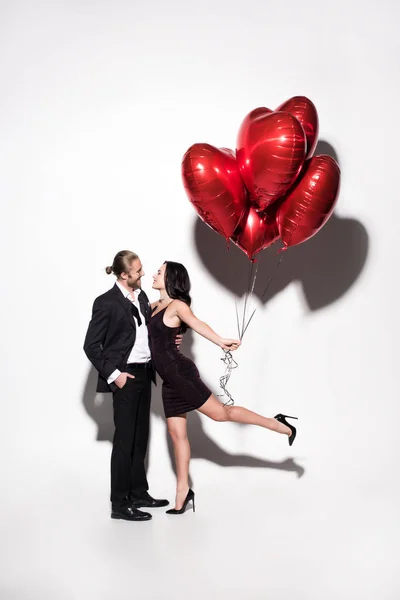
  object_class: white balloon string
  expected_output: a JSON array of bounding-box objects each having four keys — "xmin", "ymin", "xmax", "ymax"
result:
[
  {"xmin": 241, "ymin": 251, "xmax": 286, "ymax": 340},
  {"xmin": 240, "ymin": 260, "xmax": 259, "ymax": 340},
  {"xmin": 240, "ymin": 261, "xmax": 254, "ymax": 338}
]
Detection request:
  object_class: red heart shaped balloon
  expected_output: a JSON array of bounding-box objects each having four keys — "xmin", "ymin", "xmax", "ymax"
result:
[
  {"xmin": 231, "ymin": 204, "xmax": 280, "ymax": 261},
  {"xmin": 182, "ymin": 143, "xmax": 247, "ymax": 239},
  {"xmin": 237, "ymin": 107, "xmax": 273, "ymax": 144},
  {"xmin": 276, "ymin": 96, "xmax": 319, "ymax": 159},
  {"xmin": 277, "ymin": 155, "xmax": 340, "ymax": 248},
  {"xmin": 237, "ymin": 111, "xmax": 307, "ymax": 211}
]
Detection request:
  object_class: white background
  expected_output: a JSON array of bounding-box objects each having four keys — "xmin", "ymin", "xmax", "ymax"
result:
[{"xmin": 1, "ymin": 1, "xmax": 399, "ymax": 599}]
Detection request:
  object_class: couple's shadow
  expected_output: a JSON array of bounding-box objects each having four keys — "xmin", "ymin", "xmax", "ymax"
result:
[
  {"xmin": 82, "ymin": 330, "xmax": 305, "ymax": 481},
  {"xmin": 81, "ymin": 140, "xmax": 369, "ymax": 484}
]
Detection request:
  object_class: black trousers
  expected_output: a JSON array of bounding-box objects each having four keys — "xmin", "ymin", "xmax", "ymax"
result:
[{"xmin": 110, "ymin": 364, "xmax": 152, "ymax": 509}]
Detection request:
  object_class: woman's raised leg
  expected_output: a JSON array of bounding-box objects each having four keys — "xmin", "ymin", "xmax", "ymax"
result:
[{"xmin": 198, "ymin": 394, "xmax": 292, "ymax": 436}]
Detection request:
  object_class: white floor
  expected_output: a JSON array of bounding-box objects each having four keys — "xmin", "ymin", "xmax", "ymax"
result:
[{"xmin": 1, "ymin": 430, "xmax": 398, "ymax": 600}]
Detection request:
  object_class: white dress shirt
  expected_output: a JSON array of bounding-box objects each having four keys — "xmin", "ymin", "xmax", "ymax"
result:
[{"xmin": 107, "ymin": 281, "xmax": 151, "ymax": 385}]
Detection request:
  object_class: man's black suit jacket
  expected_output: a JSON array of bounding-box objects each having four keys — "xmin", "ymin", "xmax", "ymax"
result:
[{"xmin": 84, "ymin": 284, "xmax": 154, "ymax": 393}]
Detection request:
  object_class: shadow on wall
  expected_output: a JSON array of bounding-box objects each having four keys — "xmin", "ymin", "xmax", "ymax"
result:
[
  {"xmin": 81, "ymin": 141, "xmax": 368, "ymax": 485},
  {"xmin": 82, "ymin": 326, "xmax": 305, "ymax": 483},
  {"xmin": 194, "ymin": 141, "xmax": 369, "ymax": 310}
]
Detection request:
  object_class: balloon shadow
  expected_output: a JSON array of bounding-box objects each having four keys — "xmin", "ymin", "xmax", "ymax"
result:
[
  {"xmin": 82, "ymin": 331, "xmax": 305, "ymax": 481},
  {"xmin": 194, "ymin": 141, "xmax": 369, "ymax": 311}
]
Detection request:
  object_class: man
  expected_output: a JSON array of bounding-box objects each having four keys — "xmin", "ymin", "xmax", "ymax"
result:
[{"xmin": 84, "ymin": 250, "xmax": 175, "ymax": 521}]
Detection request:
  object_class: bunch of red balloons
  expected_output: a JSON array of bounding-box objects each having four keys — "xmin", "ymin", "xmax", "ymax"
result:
[{"xmin": 182, "ymin": 96, "xmax": 340, "ymax": 261}]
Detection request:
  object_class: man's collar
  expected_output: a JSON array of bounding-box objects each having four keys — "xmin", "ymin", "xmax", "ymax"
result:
[{"xmin": 116, "ymin": 280, "xmax": 141, "ymax": 299}]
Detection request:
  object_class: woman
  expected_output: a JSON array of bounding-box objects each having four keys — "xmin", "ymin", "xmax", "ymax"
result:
[{"xmin": 148, "ymin": 261, "xmax": 297, "ymax": 515}]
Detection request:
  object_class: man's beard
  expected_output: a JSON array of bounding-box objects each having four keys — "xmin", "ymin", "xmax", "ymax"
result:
[{"xmin": 129, "ymin": 277, "xmax": 141, "ymax": 289}]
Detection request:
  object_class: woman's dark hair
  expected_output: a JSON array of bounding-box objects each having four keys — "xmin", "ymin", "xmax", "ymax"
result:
[{"xmin": 164, "ymin": 261, "xmax": 192, "ymax": 333}]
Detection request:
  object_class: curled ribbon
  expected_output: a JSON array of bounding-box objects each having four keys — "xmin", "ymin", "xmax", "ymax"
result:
[{"xmin": 218, "ymin": 350, "xmax": 238, "ymax": 406}]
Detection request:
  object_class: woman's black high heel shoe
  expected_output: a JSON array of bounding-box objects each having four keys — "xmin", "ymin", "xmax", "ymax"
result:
[
  {"xmin": 274, "ymin": 414, "xmax": 298, "ymax": 446},
  {"xmin": 166, "ymin": 489, "xmax": 195, "ymax": 515}
]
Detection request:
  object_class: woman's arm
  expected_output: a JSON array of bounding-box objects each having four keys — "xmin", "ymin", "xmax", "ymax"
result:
[{"xmin": 174, "ymin": 301, "xmax": 240, "ymax": 350}]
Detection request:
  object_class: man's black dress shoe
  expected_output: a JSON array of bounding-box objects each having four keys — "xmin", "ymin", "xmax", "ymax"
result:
[
  {"xmin": 130, "ymin": 491, "xmax": 169, "ymax": 509},
  {"xmin": 111, "ymin": 506, "xmax": 152, "ymax": 521}
]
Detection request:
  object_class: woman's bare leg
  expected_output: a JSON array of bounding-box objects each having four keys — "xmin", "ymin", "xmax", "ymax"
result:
[
  {"xmin": 198, "ymin": 394, "xmax": 292, "ymax": 436},
  {"xmin": 167, "ymin": 414, "xmax": 191, "ymax": 510}
]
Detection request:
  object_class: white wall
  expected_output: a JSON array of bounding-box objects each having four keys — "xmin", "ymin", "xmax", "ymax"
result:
[{"xmin": 1, "ymin": 1, "xmax": 399, "ymax": 599}]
